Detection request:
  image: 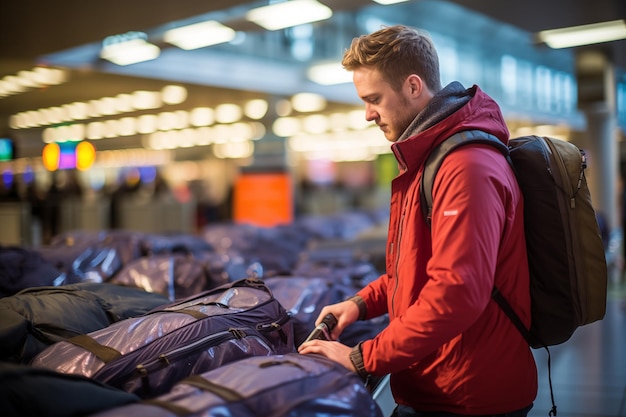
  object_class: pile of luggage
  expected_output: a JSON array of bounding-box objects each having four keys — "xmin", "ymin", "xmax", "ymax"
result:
[{"xmin": 0, "ymin": 210, "xmax": 390, "ymax": 417}]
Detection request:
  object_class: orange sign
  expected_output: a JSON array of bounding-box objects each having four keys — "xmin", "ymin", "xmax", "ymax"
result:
[{"xmin": 233, "ymin": 172, "xmax": 293, "ymax": 227}]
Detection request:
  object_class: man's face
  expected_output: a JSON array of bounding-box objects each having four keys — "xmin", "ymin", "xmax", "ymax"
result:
[{"xmin": 353, "ymin": 66, "xmax": 419, "ymax": 143}]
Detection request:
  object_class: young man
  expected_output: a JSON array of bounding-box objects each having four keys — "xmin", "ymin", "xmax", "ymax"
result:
[{"xmin": 298, "ymin": 25, "xmax": 537, "ymax": 417}]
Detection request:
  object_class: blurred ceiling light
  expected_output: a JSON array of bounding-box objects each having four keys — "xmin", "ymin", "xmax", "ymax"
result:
[
  {"xmin": 328, "ymin": 112, "xmax": 349, "ymax": 131},
  {"xmin": 87, "ymin": 122, "xmax": 105, "ymax": 140},
  {"xmin": 100, "ymin": 38, "xmax": 160, "ymax": 66},
  {"xmin": 22, "ymin": 111, "xmax": 38, "ymax": 127},
  {"xmin": 291, "ymin": 92, "xmax": 327, "ymax": 112},
  {"xmin": 164, "ymin": 20, "xmax": 236, "ymax": 49},
  {"xmin": 273, "ymin": 116, "xmax": 301, "ymax": 137},
  {"xmin": 158, "ymin": 112, "xmax": 178, "ymax": 131},
  {"xmin": 65, "ymin": 102, "xmax": 84, "ymax": 120},
  {"xmin": 115, "ymin": 94, "xmax": 134, "ymax": 112},
  {"xmin": 17, "ymin": 70, "xmax": 41, "ymax": 88},
  {"xmin": 137, "ymin": 114, "xmax": 158, "ymax": 134},
  {"xmin": 0, "ymin": 67, "xmax": 68, "ymax": 99},
  {"xmin": 173, "ymin": 110, "xmax": 190, "ymax": 130},
  {"xmin": 103, "ymin": 120, "xmax": 119, "ymax": 138},
  {"xmin": 212, "ymin": 125, "xmax": 230, "ymax": 144},
  {"xmin": 2, "ymin": 76, "xmax": 26, "ymax": 93},
  {"xmin": 195, "ymin": 127, "xmax": 214, "ymax": 146},
  {"xmin": 246, "ymin": 0, "xmax": 332, "ymax": 31},
  {"xmin": 98, "ymin": 97, "xmax": 119, "ymax": 116},
  {"xmin": 179, "ymin": 129, "xmax": 196, "ymax": 148},
  {"xmin": 215, "ymin": 103, "xmax": 243, "ymax": 123},
  {"xmin": 32, "ymin": 67, "xmax": 67, "ymax": 85},
  {"xmin": 537, "ymin": 19, "xmax": 626, "ymax": 49},
  {"xmin": 162, "ymin": 85, "xmax": 188, "ymax": 105},
  {"xmin": 190, "ymin": 107, "xmax": 215, "ymax": 126},
  {"xmin": 230, "ymin": 122, "xmax": 254, "ymax": 141},
  {"xmin": 307, "ymin": 61, "xmax": 352, "ymax": 85},
  {"xmin": 132, "ymin": 90, "xmax": 162, "ymax": 110},
  {"xmin": 213, "ymin": 141, "xmax": 254, "ymax": 159},
  {"xmin": 348, "ymin": 109, "xmax": 371, "ymax": 130},
  {"xmin": 42, "ymin": 128, "xmax": 55, "ymax": 143},
  {"xmin": 244, "ymin": 99, "xmax": 269, "ymax": 119},
  {"xmin": 118, "ymin": 117, "xmax": 137, "ymax": 136},
  {"xmin": 371, "ymin": 0, "xmax": 411, "ymax": 4},
  {"xmin": 302, "ymin": 114, "xmax": 329, "ymax": 134}
]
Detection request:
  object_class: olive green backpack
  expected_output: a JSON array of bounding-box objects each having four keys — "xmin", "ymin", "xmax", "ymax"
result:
[
  {"xmin": 421, "ymin": 130, "xmax": 608, "ymax": 416},
  {"xmin": 421, "ymin": 130, "xmax": 608, "ymax": 349}
]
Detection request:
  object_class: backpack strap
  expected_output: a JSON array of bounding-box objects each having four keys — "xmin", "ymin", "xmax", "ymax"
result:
[
  {"xmin": 420, "ymin": 130, "xmax": 510, "ymax": 227},
  {"xmin": 419, "ymin": 130, "xmax": 523, "ymax": 334}
]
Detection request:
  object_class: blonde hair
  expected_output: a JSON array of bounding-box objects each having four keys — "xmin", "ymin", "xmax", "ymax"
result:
[{"xmin": 342, "ymin": 25, "xmax": 442, "ymax": 92}]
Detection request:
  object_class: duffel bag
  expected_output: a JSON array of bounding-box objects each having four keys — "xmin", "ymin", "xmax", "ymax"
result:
[
  {"xmin": 89, "ymin": 353, "xmax": 383, "ymax": 417},
  {"xmin": 31, "ymin": 278, "xmax": 294, "ymax": 398}
]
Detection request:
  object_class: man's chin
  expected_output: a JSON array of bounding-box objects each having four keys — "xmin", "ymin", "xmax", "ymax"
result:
[{"xmin": 383, "ymin": 132, "xmax": 398, "ymax": 143}]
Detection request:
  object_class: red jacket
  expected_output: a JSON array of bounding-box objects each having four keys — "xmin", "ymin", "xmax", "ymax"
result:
[{"xmin": 356, "ymin": 84, "xmax": 537, "ymax": 414}]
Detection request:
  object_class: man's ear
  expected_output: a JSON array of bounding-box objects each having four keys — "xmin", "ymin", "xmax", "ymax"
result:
[{"xmin": 406, "ymin": 74, "xmax": 423, "ymax": 96}]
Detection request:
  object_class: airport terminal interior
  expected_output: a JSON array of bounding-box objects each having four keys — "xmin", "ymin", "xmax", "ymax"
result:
[{"xmin": 0, "ymin": 1, "xmax": 625, "ymax": 416}]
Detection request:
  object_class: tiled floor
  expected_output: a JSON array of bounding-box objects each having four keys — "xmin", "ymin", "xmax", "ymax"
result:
[{"xmin": 528, "ymin": 282, "xmax": 626, "ymax": 417}]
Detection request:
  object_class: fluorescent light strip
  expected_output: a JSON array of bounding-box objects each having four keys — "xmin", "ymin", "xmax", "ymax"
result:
[
  {"xmin": 246, "ymin": 0, "xmax": 332, "ymax": 31},
  {"xmin": 101, "ymin": 39, "xmax": 160, "ymax": 66},
  {"xmin": 164, "ymin": 20, "xmax": 236, "ymax": 50},
  {"xmin": 307, "ymin": 61, "xmax": 352, "ymax": 85},
  {"xmin": 537, "ymin": 19, "xmax": 626, "ymax": 49}
]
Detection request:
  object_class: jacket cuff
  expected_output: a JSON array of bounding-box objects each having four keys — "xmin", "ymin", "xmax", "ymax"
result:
[
  {"xmin": 349, "ymin": 342, "xmax": 370, "ymax": 383},
  {"xmin": 347, "ymin": 295, "xmax": 367, "ymax": 321}
]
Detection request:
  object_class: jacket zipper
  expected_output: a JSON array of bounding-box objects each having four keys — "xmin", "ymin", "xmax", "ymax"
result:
[
  {"xmin": 390, "ymin": 145, "xmax": 409, "ymax": 318},
  {"xmin": 391, "ymin": 207, "xmax": 407, "ymax": 317}
]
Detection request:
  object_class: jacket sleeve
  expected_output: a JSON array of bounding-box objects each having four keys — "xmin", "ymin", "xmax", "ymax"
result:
[
  {"xmin": 356, "ymin": 273, "xmax": 389, "ymax": 320},
  {"xmin": 360, "ymin": 145, "xmax": 513, "ymax": 375}
]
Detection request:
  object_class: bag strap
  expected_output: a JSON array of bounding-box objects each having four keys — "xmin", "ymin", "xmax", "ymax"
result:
[
  {"xmin": 420, "ymin": 130, "xmax": 511, "ymax": 227},
  {"xmin": 180, "ymin": 374, "xmax": 244, "ymax": 401},
  {"xmin": 66, "ymin": 334, "xmax": 122, "ymax": 363}
]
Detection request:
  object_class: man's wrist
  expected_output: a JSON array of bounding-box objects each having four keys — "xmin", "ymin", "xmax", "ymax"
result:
[
  {"xmin": 347, "ymin": 295, "xmax": 367, "ymax": 321},
  {"xmin": 349, "ymin": 342, "xmax": 370, "ymax": 383}
]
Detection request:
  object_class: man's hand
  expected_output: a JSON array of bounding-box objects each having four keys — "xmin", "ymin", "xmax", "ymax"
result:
[
  {"xmin": 298, "ymin": 339, "xmax": 355, "ymax": 372},
  {"xmin": 315, "ymin": 300, "xmax": 360, "ymax": 340}
]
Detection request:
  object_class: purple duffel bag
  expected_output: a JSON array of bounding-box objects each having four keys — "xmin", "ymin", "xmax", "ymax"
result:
[
  {"xmin": 31, "ymin": 278, "xmax": 295, "ymax": 398},
  {"xmin": 89, "ymin": 353, "xmax": 384, "ymax": 417}
]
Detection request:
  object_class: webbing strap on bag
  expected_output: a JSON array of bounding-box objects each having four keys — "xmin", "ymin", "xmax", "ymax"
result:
[
  {"xmin": 181, "ymin": 374, "xmax": 245, "ymax": 401},
  {"xmin": 66, "ymin": 334, "xmax": 122, "ymax": 363}
]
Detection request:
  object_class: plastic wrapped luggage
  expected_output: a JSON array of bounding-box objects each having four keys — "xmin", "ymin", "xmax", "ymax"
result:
[
  {"xmin": 0, "ymin": 282, "xmax": 168, "ymax": 363},
  {"xmin": 265, "ymin": 275, "xmax": 389, "ymax": 348},
  {"xmin": 141, "ymin": 233, "xmax": 214, "ymax": 256},
  {"xmin": 108, "ymin": 253, "xmax": 229, "ymax": 301},
  {"xmin": 264, "ymin": 276, "xmax": 336, "ymax": 346},
  {"xmin": 202, "ymin": 223, "xmax": 306, "ymax": 277},
  {"xmin": 68, "ymin": 230, "xmax": 148, "ymax": 283},
  {"xmin": 31, "ymin": 278, "xmax": 295, "ymax": 398},
  {"xmin": 89, "ymin": 353, "xmax": 384, "ymax": 417}
]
